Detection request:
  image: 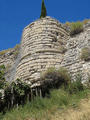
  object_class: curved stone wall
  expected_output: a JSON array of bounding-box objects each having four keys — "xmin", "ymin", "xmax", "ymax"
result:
[{"xmin": 15, "ymin": 17, "xmax": 69, "ymax": 87}]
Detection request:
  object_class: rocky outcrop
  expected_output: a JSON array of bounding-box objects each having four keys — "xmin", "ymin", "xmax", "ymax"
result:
[
  {"xmin": 0, "ymin": 45, "xmax": 20, "ymax": 81},
  {"xmin": 61, "ymin": 26, "xmax": 90, "ymax": 82}
]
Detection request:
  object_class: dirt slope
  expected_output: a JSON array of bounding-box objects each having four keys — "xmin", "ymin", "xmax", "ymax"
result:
[{"xmin": 51, "ymin": 98, "xmax": 90, "ymax": 120}]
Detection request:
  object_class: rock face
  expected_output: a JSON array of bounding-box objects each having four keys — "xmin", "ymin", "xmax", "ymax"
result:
[
  {"xmin": 61, "ymin": 26, "xmax": 90, "ymax": 82},
  {"xmin": 15, "ymin": 17, "xmax": 69, "ymax": 87},
  {"xmin": 0, "ymin": 45, "xmax": 20, "ymax": 81},
  {"xmin": 0, "ymin": 17, "xmax": 90, "ymax": 87}
]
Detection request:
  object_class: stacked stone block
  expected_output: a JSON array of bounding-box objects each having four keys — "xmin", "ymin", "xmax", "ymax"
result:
[
  {"xmin": 15, "ymin": 17, "xmax": 69, "ymax": 87},
  {"xmin": 61, "ymin": 27, "xmax": 90, "ymax": 82}
]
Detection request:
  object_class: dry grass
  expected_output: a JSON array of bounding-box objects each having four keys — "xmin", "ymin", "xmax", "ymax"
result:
[
  {"xmin": 51, "ymin": 97, "xmax": 90, "ymax": 120},
  {"xmin": 20, "ymin": 95, "xmax": 90, "ymax": 120},
  {"xmin": 25, "ymin": 98, "xmax": 90, "ymax": 120},
  {"xmin": 83, "ymin": 19, "xmax": 90, "ymax": 25},
  {"xmin": 1, "ymin": 89, "xmax": 90, "ymax": 120},
  {"xmin": 0, "ymin": 49, "xmax": 10, "ymax": 56},
  {"xmin": 80, "ymin": 47, "xmax": 90, "ymax": 61}
]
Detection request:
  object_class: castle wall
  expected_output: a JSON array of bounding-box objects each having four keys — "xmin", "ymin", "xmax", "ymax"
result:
[
  {"xmin": 15, "ymin": 17, "xmax": 69, "ymax": 87},
  {"xmin": 61, "ymin": 26, "xmax": 90, "ymax": 82},
  {"xmin": 0, "ymin": 17, "xmax": 90, "ymax": 87}
]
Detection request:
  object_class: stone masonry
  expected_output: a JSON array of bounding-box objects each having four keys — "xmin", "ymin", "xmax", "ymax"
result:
[
  {"xmin": 61, "ymin": 24, "xmax": 90, "ymax": 82},
  {"xmin": 0, "ymin": 17, "xmax": 90, "ymax": 87},
  {"xmin": 15, "ymin": 17, "xmax": 69, "ymax": 87}
]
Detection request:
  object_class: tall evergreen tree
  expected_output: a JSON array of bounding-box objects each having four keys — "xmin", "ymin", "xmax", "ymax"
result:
[{"xmin": 40, "ymin": 0, "xmax": 47, "ymax": 18}]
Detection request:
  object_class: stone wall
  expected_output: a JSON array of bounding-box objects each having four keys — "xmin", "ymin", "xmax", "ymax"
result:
[
  {"xmin": 0, "ymin": 17, "xmax": 90, "ymax": 87},
  {"xmin": 61, "ymin": 25, "xmax": 90, "ymax": 82},
  {"xmin": 15, "ymin": 17, "xmax": 69, "ymax": 87}
]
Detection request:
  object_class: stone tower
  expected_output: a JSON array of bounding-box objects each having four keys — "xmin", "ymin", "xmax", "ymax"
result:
[{"xmin": 15, "ymin": 17, "xmax": 69, "ymax": 88}]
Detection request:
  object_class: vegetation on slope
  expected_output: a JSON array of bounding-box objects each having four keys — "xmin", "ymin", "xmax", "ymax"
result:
[
  {"xmin": 0, "ymin": 66, "xmax": 90, "ymax": 120},
  {"xmin": 0, "ymin": 44, "xmax": 20, "ymax": 59},
  {"xmin": 81, "ymin": 47, "xmax": 90, "ymax": 61},
  {"xmin": 70, "ymin": 22, "xmax": 83, "ymax": 36},
  {"xmin": 65, "ymin": 19, "xmax": 90, "ymax": 36},
  {"xmin": 0, "ymin": 88, "xmax": 90, "ymax": 120}
]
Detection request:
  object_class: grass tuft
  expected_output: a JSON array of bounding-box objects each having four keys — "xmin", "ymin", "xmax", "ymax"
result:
[{"xmin": 1, "ymin": 88, "xmax": 90, "ymax": 120}]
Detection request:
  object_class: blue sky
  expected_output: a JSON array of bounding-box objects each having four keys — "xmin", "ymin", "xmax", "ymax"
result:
[{"xmin": 0, "ymin": 0, "xmax": 90, "ymax": 51}]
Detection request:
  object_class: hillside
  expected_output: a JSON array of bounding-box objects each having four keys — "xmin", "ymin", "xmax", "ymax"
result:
[
  {"xmin": 0, "ymin": 18, "xmax": 90, "ymax": 120},
  {"xmin": 51, "ymin": 97, "xmax": 90, "ymax": 120},
  {"xmin": 0, "ymin": 88, "xmax": 90, "ymax": 120}
]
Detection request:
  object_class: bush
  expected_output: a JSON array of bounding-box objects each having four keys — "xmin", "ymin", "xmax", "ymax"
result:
[
  {"xmin": 88, "ymin": 75, "xmax": 90, "ymax": 86},
  {"xmin": 83, "ymin": 19, "xmax": 90, "ymax": 24},
  {"xmin": 4, "ymin": 79, "xmax": 31, "ymax": 108},
  {"xmin": 81, "ymin": 47, "xmax": 90, "ymax": 61},
  {"xmin": 70, "ymin": 22, "xmax": 83, "ymax": 36},
  {"xmin": 68, "ymin": 74, "xmax": 84, "ymax": 94},
  {"xmin": 0, "ymin": 65, "xmax": 6, "ymax": 89},
  {"xmin": 65, "ymin": 22, "xmax": 71, "ymax": 27},
  {"xmin": 50, "ymin": 89, "xmax": 69, "ymax": 106},
  {"xmin": 41, "ymin": 67, "xmax": 71, "ymax": 89},
  {"xmin": 85, "ymin": 75, "xmax": 90, "ymax": 88},
  {"xmin": 2, "ymin": 87, "xmax": 90, "ymax": 120}
]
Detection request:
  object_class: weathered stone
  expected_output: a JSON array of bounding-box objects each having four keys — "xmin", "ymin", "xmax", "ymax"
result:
[
  {"xmin": 0, "ymin": 17, "xmax": 90, "ymax": 87},
  {"xmin": 15, "ymin": 17, "xmax": 69, "ymax": 87}
]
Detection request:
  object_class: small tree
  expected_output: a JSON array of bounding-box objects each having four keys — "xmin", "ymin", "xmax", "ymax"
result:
[
  {"xmin": 40, "ymin": 0, "xmax": 47, "ymax": 18},
  {"xmin": 0, "ymin": 65, "xmax": 6, "ymax": 89}
]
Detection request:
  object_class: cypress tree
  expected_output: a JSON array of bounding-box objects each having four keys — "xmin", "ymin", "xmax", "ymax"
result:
[{"xmin": 40, "ymin": 0, "xmax": 47, "ymax": 18}]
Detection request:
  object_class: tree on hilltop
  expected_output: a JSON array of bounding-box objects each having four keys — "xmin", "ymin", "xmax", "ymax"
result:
[{"xmin": 40, "ymin": 0, "xmax": 47, "ymax": 18}]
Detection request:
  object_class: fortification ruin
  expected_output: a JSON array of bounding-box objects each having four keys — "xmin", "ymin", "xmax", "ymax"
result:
[
  {"xmin": 15, "ymin": 17, "xmax": 69, "ymax": 88},
  {"xmin": 0, "ymin": 17, "xmax": 90, "ymax": 89}
]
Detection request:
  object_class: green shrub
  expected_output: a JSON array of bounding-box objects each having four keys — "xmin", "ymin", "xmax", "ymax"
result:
[
  {"xmin": 88, "ymin": 75, "xmax": 90, "ymax": 86},
  {"xmin": 81, "ymin": 47, "xmax": 90, "ymax": 61},
  {"xmin": 2, "ymin": 88, "xmax": 90, "ymax": 120},
  {"xmin": 0, "ymin": 65, "xmax": 5, "ymax": 70},
  {"xmin": 70, "ymin": 22, "xmax": 83, "ymax": 36},
  {"xmin": 3, "ymin": 78, "xmax": 31, "ymax": 112},
  {"xmin": 57, "ymin": 67, "xmax": 71, "ymax": 85},
  {"xmin": 0, "ymin": 65, "xmax": 6, "ymax": 89},
  {"xmin": 68, "ymin": 74, "xmax": 84, "ymax": 94},
  {"xmin": 50, "ymin": 89, "xmax": 69, "ymax": 106},
  {"xmin": 85, "ymin": 75, "xmax": 90, "ymax": 88},
  {"xmin": 41, "ymin": 67, "xmax": 71, "ymax": 89}
]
